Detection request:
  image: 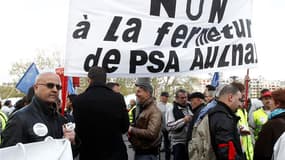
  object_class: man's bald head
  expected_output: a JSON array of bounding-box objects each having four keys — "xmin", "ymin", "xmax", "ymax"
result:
[
  {"xmin": 35, "ymin": 72, "xmax": 61, "ymax": 84},
  {"xmin": 34, "ymin": 72, "xmax": 61, "ymax": 105}
]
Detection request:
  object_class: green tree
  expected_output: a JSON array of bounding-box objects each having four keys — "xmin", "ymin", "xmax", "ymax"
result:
[
  {"xmin": 0, "ymin": 84, "xmax": 24, "ymax": 99},
  {"xmin": 9, "ymin": 62, "xmax": 31, "ymax": 82},
  {"xmin": 107, "ymin": 78, "xmax": 136, "ymax": 96},
  {"xmin": 9, "ymin": 48, "xmax": 62, "ymax": 82},
  {"xmin": 75, "ymin": 77, "xmax": 89, "ymax": 94},
  {"xmin": 151, "ymin": 76, "xmax": 199, "ymax": 99},
  {"xmin": 3, "ymin": 48, "xmax": 62, "ymax": 97},
  {"xmin": 106, "ymin": 76, "xmax": 200, "ymax": 101}
]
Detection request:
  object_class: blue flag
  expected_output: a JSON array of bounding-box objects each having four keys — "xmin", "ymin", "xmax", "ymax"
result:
[
  {"xmin": 16, "ymin": 63, "xmax": 39, "ymax": 94},
  {"xmin": 67, "ymin": 77, "xmax": 76, "ymax": 94},
  {"xmin": 211, "ymin": 72, "xmax": 219, "ymax": 87}
]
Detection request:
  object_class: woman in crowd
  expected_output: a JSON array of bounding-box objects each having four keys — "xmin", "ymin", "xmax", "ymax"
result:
[{"xmin": 254, "ymin": 88, "xmax": 285, "ymax": 160}]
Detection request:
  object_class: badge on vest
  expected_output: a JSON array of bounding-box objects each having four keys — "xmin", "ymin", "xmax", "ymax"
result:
[
  {"xmin": 33, "ymin": 123, "xmax": 48, "ymax": 136},
  {"xmin": 260, "ymin": 117, "xmax": 267, "ymax": 124}
]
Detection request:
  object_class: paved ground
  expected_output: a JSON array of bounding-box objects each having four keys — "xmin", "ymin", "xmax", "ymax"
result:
[
  {"xmin": 123, "ymin": 135, "xmax": 171, "ymax": 160},
  {"xmin": 124, "ymin": 134, "xmax": 135, "ymax": 160}
]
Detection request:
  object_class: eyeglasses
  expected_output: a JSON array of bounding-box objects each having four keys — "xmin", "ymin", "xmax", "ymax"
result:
[{"xmin": 37, "ymin": 83, "xmax": 62, "ymax": 90}]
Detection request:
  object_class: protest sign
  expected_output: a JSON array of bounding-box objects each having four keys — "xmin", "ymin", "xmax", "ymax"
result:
[
  {"xmin": 65, "ymin": 0, "xmax": 257, "ymax": 77},
  {"xmin": 0, "ymin": 137, "xmax": 72, "ymax": 160}
]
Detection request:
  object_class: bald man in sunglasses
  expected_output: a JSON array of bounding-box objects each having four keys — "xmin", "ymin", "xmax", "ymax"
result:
[{"xmin": 1, "ymin": 72, "xmax": 76, "ymax": 152}]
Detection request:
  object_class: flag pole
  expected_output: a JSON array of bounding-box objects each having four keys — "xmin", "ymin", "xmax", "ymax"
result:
[
  {"xmin": 61, "ymin": 76, "xmax": 68, "ymax": 115},
  {"xmin": 55, "ymin": 67, "xmax": 68, "ymax": 116}
]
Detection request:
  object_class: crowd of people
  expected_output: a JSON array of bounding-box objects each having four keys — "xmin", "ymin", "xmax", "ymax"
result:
[{"xmin": 0, "ymin": 66, "xmax": 285, "ymax": 160}]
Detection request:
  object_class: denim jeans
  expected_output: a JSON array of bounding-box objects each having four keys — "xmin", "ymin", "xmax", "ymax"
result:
[{"xmin": 134, "ymin": 154, "xmax": 158, "ymax": 160}]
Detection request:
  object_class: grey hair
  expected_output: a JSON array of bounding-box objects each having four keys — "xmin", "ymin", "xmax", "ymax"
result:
[
  {"xmin": 214, "ymin": 84, "xmax": 226, "ymax": 98},
  {"xmin": 217, "ymin": 84, "xmax": 240, "ymax": 98},
  {"xmin": 175, "ymin": 89, "xmax": 187, "ymax": 98}
]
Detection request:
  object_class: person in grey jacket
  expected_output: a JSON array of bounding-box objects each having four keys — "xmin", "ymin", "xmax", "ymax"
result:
[{"xmin": 166, "ymin": 89, "xmax": 193, "ymax": 160}]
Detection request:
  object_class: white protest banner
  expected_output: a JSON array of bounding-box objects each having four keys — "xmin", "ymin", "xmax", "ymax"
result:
[
  {"xmin": 0, "ymin": 137, "xmax": 73, "ymax": 160},
  {"xmin": 64, "ymin": 0, "xmax": 257, "ymax": 77}
]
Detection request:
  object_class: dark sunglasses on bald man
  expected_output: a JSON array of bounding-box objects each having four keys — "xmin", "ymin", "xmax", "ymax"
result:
[{"xmin": 38, "ymin": 83, "xmax": 62, "ymax": 90}]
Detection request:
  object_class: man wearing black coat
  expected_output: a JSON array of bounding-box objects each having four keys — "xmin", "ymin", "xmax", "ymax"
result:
[
  {"xmin": 208, "ymin": 84, "xmax": 245, "ymax": 160},
  {"xmin": 72, "ymin": 66, "xmax": 130, "ymax": 160},
  {"xmin": 1, "ymin": 72, "xmax": 76, "ymax": 149}
]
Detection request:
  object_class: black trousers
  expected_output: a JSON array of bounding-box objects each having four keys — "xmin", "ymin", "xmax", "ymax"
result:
[
  {"xmin": 173, "ymin": 143, "xmax": 188, "ymax": 160},
  {"xmin": 162, "ymin": 129, "xmax": 171, "ymax": 160}
]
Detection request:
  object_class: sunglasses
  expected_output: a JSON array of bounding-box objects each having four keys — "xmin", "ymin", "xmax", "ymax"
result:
[{"xmin": 37, "ymin": 83, "xmax": 62, "ymax": 90}]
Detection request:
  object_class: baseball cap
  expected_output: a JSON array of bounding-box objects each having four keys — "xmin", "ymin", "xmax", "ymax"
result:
[{"xmin": 259, "ymin": 91, "xmax": 272, "ymax": 99}]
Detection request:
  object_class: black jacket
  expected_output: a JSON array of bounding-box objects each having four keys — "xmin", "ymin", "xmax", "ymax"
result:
[
  {"xmin": 72, "ymin": 83, "xmax": 130, "ymax": 160},
  {"xmin": 1, "ymin": 96, "xmax": 66, "ymax": 148},
  {"xmin": 208, "ymin": 101, "xmax": 245, "ymax": 160},
  {"xmin": 254, "ymin": 112, "xmax": 285, "ymax": 160}
]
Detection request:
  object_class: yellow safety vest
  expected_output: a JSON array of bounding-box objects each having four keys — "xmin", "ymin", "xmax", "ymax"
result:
[
  {"xmin": 236, "ymin": 108, "xmax": 254, "ymax": 160},
  {"xmin": 0, "ymin": 111, "xmax": 8, "ymax": 144},
  {"xmin": 253, "ymin": 108, "xmax": 268, "ymax": 140},
  {"xmin": 128, "ymin": 105, "xmax": 136, "ymax": 123}
]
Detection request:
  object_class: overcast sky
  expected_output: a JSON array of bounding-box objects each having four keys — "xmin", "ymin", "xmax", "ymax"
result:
[{"xmin": 0, "ymin": 0, "xmax": 284, "ymax": 83}]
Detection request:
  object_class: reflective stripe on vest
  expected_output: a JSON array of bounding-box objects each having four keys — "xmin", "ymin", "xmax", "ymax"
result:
[
  {"xmin": 128, "ymin": 106, "xmax": 136, "ymax": 123},
  {"xmin": 236, "ymin": 108, "xmax": 254, "ymax": 160},
  {"xmin": 0, "ymin": 111, "xmax": 8, "ymax": 144},
  {"xmin": 0, "ymin": 111, "xmax": 7, "ymax": 130}
]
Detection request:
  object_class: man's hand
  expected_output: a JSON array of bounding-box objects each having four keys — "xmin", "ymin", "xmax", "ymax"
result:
[
  {"xmin": 127, "ymin": 126, "xmax": 133, "ymax": 139},
  {"xmin": 128, "ymin": 126, "xmax": 133, "ymax": 133},
  {"xmin": 63, "ymin": 124, "xmax": 76, "ymax": 144},
  {"xmin": 184, "ymin": 115, "xmax": 192, "ymax": 123},
  {"xmin": 239, "ymin": 126, "xmax": 251, "ymax": 136}
]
